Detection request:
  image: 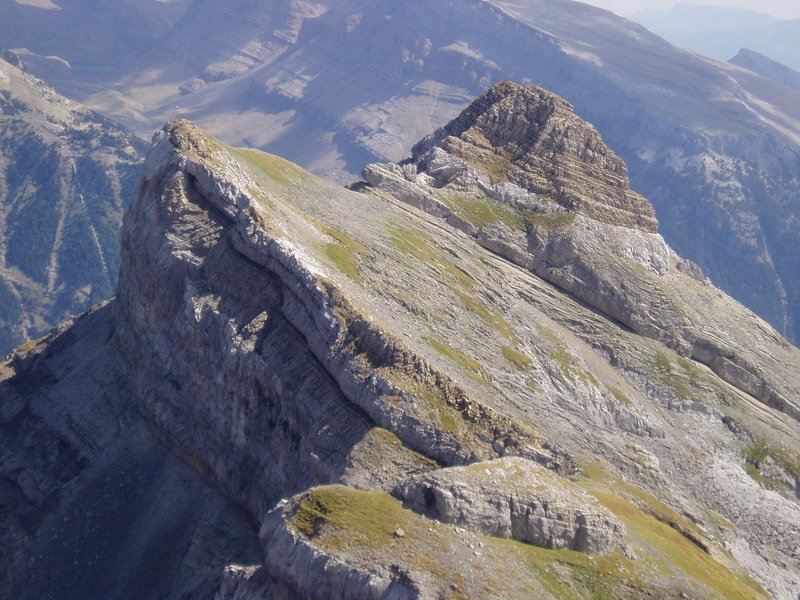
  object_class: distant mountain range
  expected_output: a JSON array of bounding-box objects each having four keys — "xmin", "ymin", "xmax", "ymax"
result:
[
  {"xmin": 2, "ymin": 0, "xmax": 800, "ymax": 348},
  {"xmin": 0, "ymin": 54, "xmax": 144, "ymax": 355},
  {"xmin": 631, "ymin": 4, "xmax": 800, "ymax": 70},
  {"xmin": 0, "ymin": 0, "xmax": 190, "ymax": 73},
  {"xmin": 730, "ymin": 48, "xmax": 800, "ymax": 92}
]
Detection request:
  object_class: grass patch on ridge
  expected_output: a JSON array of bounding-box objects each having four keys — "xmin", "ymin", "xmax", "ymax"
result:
[
  {"xmin": 607, "ymin": 385, "xmax": 633, "ymax": 407},
  {"xmin": 324, "ymin": 243, "xmax": 362, "ymax": 283},
  {"xmin": 592, "ymin": 491, "xmax": 764, "ymax": 600},
  {"xmin": 425, "ymin": 335, "xmax": 487, "ymax": 383},
  {"xmin": 388, "ymin": 222, "xmax": 474, "ymax": 290},
  {"xmin": 437, "ymin": 193, "xmax": 576, "ymax": 235},
  {"xmin": 320, "ymin": 225, "xmax": 367, "ymax": 284},
  {"xmin": 743, "ymin": 436, "xmax": 800, "ymax": 490},
  {"xmin": 449, "ymin": 286, "xmax": 516, "ymax": 341},
  {"xmin": 291, "ymin": 485, "xmax": 724, "ymax": 599},
  {"xmin": 651, "ymin": 349, "xmax": 693, "ymax": 399},
  {"xmin": 551, "ymin": 347, "xmax": 599, "ymax": 386},
  {"xmin": 522, "ymin": 211, "xmax": 576, "ymax": 233},
  {"xmin": 578, "ymin": 463, "xmax": 766, "ymax": 600},
  {"xmin": 502, "ymin": 345, "xmax": 533, "ymax": 369},
  {"xmin": 232, "ymin": 147, "xmax": 310, "ymax": 186},
  {"xmin": 379, "ymin": 367, "xmax": 464, "ymax": 434},
  {"xmin": 438, "ymin": 193, "xmax": 526, "ymax": 230}
]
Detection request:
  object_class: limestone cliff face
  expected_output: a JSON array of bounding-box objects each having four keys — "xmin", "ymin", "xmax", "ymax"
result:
[
  {"xmin": 114, "ymin": 120, "xmax": 562, "ymax": 524},
  {"xmin": 3, "ymin": 89, "xmax": 800, "ymax": 598}
]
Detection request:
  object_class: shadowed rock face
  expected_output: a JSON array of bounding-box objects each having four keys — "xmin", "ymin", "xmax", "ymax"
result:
[
  {"xmin": 0, "ymin": 303, "xmax": 268, "ymax": 600},
  {"xmin": 2, "ymin": 97, "xmax": 800, "ymax": 598}
]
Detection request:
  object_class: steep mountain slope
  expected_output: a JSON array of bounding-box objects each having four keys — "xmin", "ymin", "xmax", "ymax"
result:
[
  {"xmin": 0, "ymin": 56, "xmax": 144, "ymax": 356},
  {"xmin": 365, "ymin": 82, "xmax": 800, "ymax": 424},
  {"xmin": 0, "ymin": 304, "xmax": 266, "ymax": 599},
  {"xmin": 3, "ymin": 86, "xmax": 799, "ymax": 599},
  {"xmin": 730, "ymin": 49, "xmax": 800, "ymax": 92},
  {"xmin": 11, "ymin": 0, "xmax": 800, "ymax": 347},
  {"xmin": 631, "ymin": 4, "xmax": 800, "ymax": 70},
  {"xmin": 483, "ymin": 0, "xmax": 800, "ymax": 343}
]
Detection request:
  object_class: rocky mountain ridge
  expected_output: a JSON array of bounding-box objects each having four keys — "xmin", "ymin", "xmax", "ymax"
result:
[
  {"xmin": 365, "ymin": 82, "xmax": 800, "ymax": 426},
  {"xmin": 2, "ymin": 85, "xmax": 799, "ymax": 598},
  {"xmin": 402, "ymin": 82, "xmax": 658, "ymax": 232},
  {"xmin": 4, "ymin": 0, "xmax": 800, "ymax": 350}
]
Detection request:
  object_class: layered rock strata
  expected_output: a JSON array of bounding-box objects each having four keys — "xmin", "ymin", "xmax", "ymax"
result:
[
  {"xmin": 393, "ymin": 457, "xmax": 626, "ymax": 554},
  {"xmin": 116, "ymin": 121, "xmax": 565, "ymax": 523},
  {"xmin": 365, "ymin": 81, "xmax": 800, "ymax": 425},
  {"xmin": 3, "ymin": 90, "xmax": 800, "ymax": 598}
]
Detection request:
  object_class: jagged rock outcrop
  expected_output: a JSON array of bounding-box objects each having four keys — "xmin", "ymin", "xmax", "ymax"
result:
[
  {"xmin": 365, "ymin": 81, "xmax": 800, "ymax": 427},
  {"xmin": 3, "ymin": 98, "xmax": 800, "ymax": 598},
  {"xmin": 393, "ymin": 457, "xmax": 626, "ymax": 554},
  {"xmin": 260, "ymin": 492, "xmax": 419, "ymax": 600}
]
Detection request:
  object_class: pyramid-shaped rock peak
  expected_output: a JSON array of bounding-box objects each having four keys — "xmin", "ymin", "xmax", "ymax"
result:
[{"xmin": 411, "ymin": 81, "xmax": 658, "ymax": 232}]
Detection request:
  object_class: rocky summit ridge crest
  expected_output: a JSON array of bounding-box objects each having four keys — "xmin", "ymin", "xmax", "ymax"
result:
[
  {"xmin": 366, "ymin": 81, "xmax": 800, "ymax": 426},
  {"xmin": 2, "ymin": 82, "xmax": 800, "ymax": 599}
]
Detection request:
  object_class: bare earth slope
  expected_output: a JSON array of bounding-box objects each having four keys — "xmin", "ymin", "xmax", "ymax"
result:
[
  {"xmin": 0, "ymin": 56, "xmax": 144, "ymax": 356},
  {"xmin": 2, "ymin": 87, "xmax": 799, "ymax": 598}
]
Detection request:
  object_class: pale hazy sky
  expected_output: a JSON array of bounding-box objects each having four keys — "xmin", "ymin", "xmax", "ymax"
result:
[{"xmin": 581, "ymin": 0, "xmax": 800, "ymax": 19}]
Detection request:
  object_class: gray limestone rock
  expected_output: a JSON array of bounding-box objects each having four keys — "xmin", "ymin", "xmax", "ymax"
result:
[
  {"xmin": 3, "ymin": 101, "xmax": 800, "ymax": 598},
  {"xmin": 393, "ymin": 457, "xmax": 626, "ymax": 554},
  {"xmin": 365, "ymin": 82, "xmax": 800, "ymax": 427},
  {"xmin": 410, "ymin": 81, "xmax": 659, "ymax": 232}
]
